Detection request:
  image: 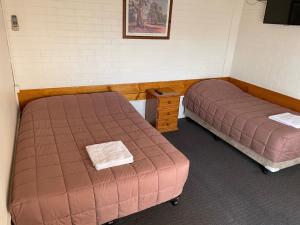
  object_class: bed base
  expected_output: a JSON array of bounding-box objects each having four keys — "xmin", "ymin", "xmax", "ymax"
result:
[
  {"xmin": 13, "ymin": 196, "xmax": 182, "ymax": 225},
  {"xmin": 185, "ymin": 108, "xmax": 300, "ymax": 173}
]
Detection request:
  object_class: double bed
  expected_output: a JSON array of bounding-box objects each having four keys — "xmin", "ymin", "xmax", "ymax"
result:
[
  {"xmin": 184, "ymin": 79, "xmax": 300, "ymax": 172},
  {"xmin": 10, "ymin": 92, "xmax": 189, "ymax": 225}
]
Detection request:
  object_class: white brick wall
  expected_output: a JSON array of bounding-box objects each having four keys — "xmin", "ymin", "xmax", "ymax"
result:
[
  {"xmin": 2, "ymin": 0, "xmax": 244, "ymax": 90},
  {"xmin": 232, "ymin": 1, "xmax": 300, "ymax": 99},
  {"xmin": 0, "ymin": 1, "xmax": 18, "ymax": 225}
]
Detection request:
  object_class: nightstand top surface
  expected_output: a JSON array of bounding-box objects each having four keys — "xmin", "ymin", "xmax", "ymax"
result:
[{"xmin": 147, "ymin": 87, "xmax": 179, "ymax": 98}]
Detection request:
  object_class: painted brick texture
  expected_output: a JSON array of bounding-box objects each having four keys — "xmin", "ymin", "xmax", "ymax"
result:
[{"xmin": 3, "ymin": 0, "xmax": 243, "ymax": 89}]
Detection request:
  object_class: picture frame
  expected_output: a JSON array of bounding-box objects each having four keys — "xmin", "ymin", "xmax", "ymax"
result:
[{"xmin": 123, "ymin": 0, "xmax": 173, "ymax": 39}]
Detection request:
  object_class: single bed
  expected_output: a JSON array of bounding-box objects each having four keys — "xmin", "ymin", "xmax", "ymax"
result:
[
  {"xmin": 184, "ymin": 79, "xmax": 300, "ymax": 173},
  {"xmin": 10, "ymin": 92, "xmax": 189, "ymax": 225}
]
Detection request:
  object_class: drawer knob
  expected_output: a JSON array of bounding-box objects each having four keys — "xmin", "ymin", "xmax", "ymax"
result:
[
  {"xmin": 168, "ymin": 101, "xmax": 171, "ymax": 104},
  {"xmin": 166, "ymin": 123, "xmax": 169, "ymax": 126},
  {"xmin": 167, "ymin": 112, "xmax": 171, "ymax": 115}
]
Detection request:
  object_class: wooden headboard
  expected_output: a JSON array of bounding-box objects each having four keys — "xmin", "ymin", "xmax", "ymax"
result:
[
  {"xmin": 228, "ymin": 77, "xmax": 300, "ymax": 113},
  {"xmin": 18, "ymin": 77, "xmax": 229, "ymax": 109},
  {"xmin": 18, "ymin": 77, "xmax": 300, "ymax": 113}
]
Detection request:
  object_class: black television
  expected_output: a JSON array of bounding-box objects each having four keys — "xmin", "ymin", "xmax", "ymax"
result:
[{"xmin": 264, "ymin": 0, "xmax": 300, "ymax": 25}]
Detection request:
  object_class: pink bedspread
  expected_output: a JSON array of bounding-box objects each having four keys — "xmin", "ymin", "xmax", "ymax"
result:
[
  {"xmin": 10, "ymin": 92, "xmax": 189, "ymax": 225},
  {"xmin": 184, "ymin": 79, "xmax": 300, "ymax": 163}
]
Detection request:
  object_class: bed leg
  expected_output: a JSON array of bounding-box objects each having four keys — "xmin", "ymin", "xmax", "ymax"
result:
[
  {"xmin": 262, "ymin": 167, "xmax": 271, "ymax": 175},
  {"xmin": 186, "ymin": 117, "xmax": 193, "ymax": 122},
  {"xmin": 170, "ymin": 196, "xmax": 180, "ymax": 206},
  {"xmin": 261, "ymin": 166, "xmax": 280, "ymax": 175}
]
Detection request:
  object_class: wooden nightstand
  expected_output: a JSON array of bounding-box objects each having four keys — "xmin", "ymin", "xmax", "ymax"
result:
[{"xmin": 145, "ymin": 88, "xmax": 180, "ymax": 133}]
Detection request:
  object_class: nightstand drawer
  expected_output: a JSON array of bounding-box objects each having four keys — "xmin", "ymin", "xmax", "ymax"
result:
[
  {"xmin": 157, "ymin": 107, "xmax": 178, "ymax": 119},
  {"xmin": 158, "ymin": 96, "xmax": 180, "ymax": 107},
  {"xmin": 157, "ymin": 118, "xmax": 178, "ymax": 132},
  {"xmin": 157, "ymin": 118, "xmax": 178, "ymax": 128}
]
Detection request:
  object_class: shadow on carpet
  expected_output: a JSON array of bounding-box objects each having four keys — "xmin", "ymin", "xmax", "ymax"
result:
[{"xmin": 118, "ymin": 119, "xmax": 300, "ymax": 225}]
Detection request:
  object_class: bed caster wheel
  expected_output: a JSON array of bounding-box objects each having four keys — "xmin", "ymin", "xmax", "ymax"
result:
[
  {"xmin": 170, "ymin": 196, "xmax": 180, "ymax": 206},
  {"xmin": 262, "ymin": 167, "xmax": 271, "ymax": 175},
  {"xmin": 106, "ymin": 221, "xmax": 115, "ymax": 225}
]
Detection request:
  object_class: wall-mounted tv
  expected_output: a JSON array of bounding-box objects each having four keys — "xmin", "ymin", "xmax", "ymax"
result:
[{"xmin": 264, "ymin": 0, "xmax": 300, "ymax": 25}]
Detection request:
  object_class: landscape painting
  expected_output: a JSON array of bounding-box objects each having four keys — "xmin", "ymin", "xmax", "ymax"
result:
[{"xmin": 123, "ymin": 0, "xmax": 173, "ymax": 39}]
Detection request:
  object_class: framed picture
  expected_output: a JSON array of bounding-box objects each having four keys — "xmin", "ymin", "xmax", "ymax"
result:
[{"xmin": 123, "ymin": 0, "xmax": 173, "ymax": 39}]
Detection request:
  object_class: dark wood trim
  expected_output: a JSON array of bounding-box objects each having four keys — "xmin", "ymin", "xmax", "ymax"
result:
[
  {"xmin": 167, "ymin": 0, "xmax": 173, "ymax": 39},
  {"xmin": 123, "ymin": 0, "xmax": 127, "ymax": 39},
  {"xmin": 122, "ymin": 0, "xmax": 173, "ymax": 40},
  {"xmin": 228, "ymin": 77, "xmax": 300, "ymax": 113},
  {"xmin": 18, "ymin": 77, "xmax": 229, "ymax": 110}
]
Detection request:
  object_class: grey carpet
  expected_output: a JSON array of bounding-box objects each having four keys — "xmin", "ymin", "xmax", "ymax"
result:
[{"xmin": 118, "ymin": 118, "xmax": 300, "ymax": 225}]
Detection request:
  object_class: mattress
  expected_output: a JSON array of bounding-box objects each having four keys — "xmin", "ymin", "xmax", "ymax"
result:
[
  {"xmin": 184, "ymin": 79, "xmax": 300, "ymax": 164},
  {"xmin": 10, "ymin": 92, "xmax": 189, "ymax": 225}
]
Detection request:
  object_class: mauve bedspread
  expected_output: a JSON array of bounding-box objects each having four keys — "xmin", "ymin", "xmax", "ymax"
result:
[
  {"xmin": 10, "ymin": 92, "xmax": 189, "ymax": 225},
  {"xmin": 184, "ymin": 79, "xmax": 300, "ymax": 163}
]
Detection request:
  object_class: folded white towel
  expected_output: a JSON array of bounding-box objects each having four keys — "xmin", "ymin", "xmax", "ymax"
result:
[
  {"xmin": 269, "ymin": 113, "xmax": 300, "ymax": 129},
  {"xmin": 86, "ymin": 141, "xmax": 134, "ymax": 171}
]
